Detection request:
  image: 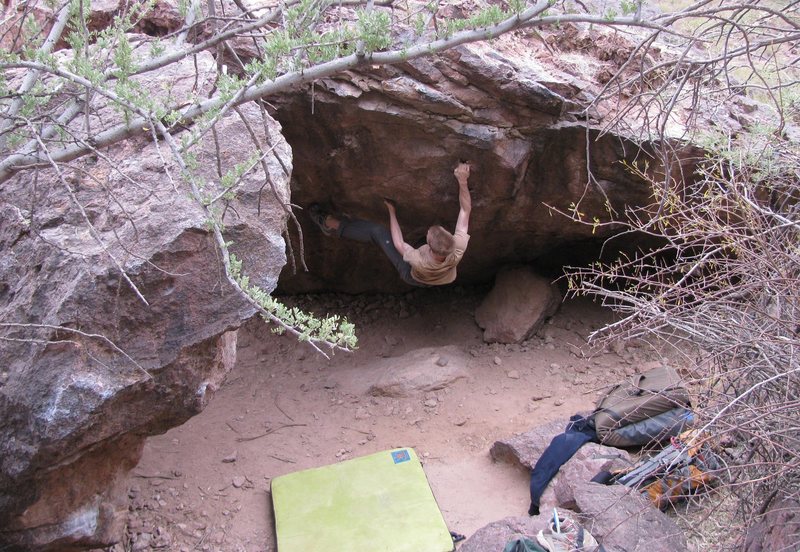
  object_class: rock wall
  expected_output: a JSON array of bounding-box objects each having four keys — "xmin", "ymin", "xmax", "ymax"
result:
[
  {"xmin": 273, "ymin": 35, "xmax": 698, "ymax": 293},
  {"xmin": 744, "ymin": 496, "xmax": 800, "ymax": 552},
  {"xmin": 0, "ymin": 52, "xmax": 292, "ymax": 548}
]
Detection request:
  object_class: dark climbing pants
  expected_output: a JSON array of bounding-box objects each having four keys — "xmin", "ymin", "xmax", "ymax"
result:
[{"xmin": 337, "ymin": 219, "xmax": 426, "ymax": 287}]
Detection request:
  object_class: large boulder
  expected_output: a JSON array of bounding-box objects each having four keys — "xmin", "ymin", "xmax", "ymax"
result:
[
  {"xmin": 271, "ymin": 30, "xmax": 706, "ymax": 294},
  {"xmin": 475, "ymin": 266, "xmax": 562, "ymax": 343},
  {"xmin": 0, "ymin": 45, "xmax": 292, "ymax": 550}
]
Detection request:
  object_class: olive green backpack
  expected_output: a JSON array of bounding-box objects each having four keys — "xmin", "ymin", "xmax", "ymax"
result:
[{"xmin": 592, "ymin": 365, "xmax": 692, "ymax": 448}]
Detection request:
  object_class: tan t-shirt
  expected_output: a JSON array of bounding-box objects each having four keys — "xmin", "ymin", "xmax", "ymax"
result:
[{"xmin": 403, "ymin": 230, "xmax": 470, "ymax": 285}]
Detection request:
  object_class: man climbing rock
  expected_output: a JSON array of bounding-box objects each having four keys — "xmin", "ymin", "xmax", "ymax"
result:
[{"xmin": 309, "ymin": 161, "xmax": 472, "ymax": 287}]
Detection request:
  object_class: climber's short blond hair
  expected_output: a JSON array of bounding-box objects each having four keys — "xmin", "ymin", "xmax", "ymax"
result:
[{"xmin": 427, "ymin": 225, "xmax": 455, "ymax": 257}]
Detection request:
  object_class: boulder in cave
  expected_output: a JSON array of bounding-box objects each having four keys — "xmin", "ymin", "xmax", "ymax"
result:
[{"xmin": 474, "ymin": 266, "xmax": 562, "ymax": 344}]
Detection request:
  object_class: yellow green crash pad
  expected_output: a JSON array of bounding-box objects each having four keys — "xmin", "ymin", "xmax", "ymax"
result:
[{"xmin": 271, "ymin": 448, "xmax": 454, "ymax": 552}]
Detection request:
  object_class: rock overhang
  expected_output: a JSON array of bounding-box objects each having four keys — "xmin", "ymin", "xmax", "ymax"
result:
[{"xmin": 271, "ymin": 83, "xmax": 667, "ymax": 294}]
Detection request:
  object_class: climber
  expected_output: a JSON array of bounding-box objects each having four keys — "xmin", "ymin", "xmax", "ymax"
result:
[{"xmin": 309, "ymin": 161, "xmax": 472, "ymax": 287}]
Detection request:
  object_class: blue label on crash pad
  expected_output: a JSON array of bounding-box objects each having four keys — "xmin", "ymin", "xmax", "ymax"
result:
[{"xmin": 391, "ymin": 450, "xmax": 411, "ymax": 464}]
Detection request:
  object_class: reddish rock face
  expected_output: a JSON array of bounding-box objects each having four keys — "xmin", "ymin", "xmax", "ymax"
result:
[
  {"xmin": 744, "ymin": 496, "xmax": 800, "ymax": 552},
  {"xmin": 475, "ymin": 266, "xmax": 562, "ymax": 343},
  {"xmin": 271, "ymin": 44, "xmax": 684, "ymax": 294},
  {"xmin": 0, "ymin": 98, "xmax": 291, "ymax": 550}
]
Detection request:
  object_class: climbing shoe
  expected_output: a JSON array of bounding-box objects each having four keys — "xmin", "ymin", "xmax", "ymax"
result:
[
  {"xmin": 309, "ymin": 204, "xmax": 335, "ymax": 236},
  {"xmin": 536, "ymin": 509, "xmax": 599, "ymax": 552}
]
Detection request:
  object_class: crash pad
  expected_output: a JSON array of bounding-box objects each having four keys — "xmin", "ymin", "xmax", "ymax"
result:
[{"xmin": 271, "ymin": 447, "xmax": 454, "ymax": 552}]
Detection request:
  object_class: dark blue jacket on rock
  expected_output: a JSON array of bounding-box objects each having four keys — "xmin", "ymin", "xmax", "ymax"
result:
[{"xmin": 528, "ymin": 414, "xmax": 597, "ymax": 516}]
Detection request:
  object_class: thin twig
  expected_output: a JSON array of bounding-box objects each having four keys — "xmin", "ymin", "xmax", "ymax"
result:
[{"xmin": 235, "ymin": 423, "xmax": 307, "ymax": 442}]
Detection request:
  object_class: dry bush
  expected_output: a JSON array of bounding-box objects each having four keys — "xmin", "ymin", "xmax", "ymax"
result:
[{"xmin": 566, "ymin": 131, "xmax": 800, "ymax": 548}]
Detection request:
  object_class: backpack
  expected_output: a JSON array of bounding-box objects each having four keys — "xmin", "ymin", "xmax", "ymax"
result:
[
  {"xmin": 592, "ymin": 365, "xmax": 692, "ymax": 447},
  {"xmin": 606, "ymin": 429, "xmax": 721, "ymax": 510}
]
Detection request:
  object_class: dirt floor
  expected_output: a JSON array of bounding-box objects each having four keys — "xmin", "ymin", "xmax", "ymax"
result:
[{"xmin": 120, "ymin": 286, "xmax": 684, "ymax": 552}]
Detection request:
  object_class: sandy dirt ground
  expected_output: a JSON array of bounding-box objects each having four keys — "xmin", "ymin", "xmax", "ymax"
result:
[{"xmin": 120, "ymin": 287, "xmax": 682, "ymax": 552}]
